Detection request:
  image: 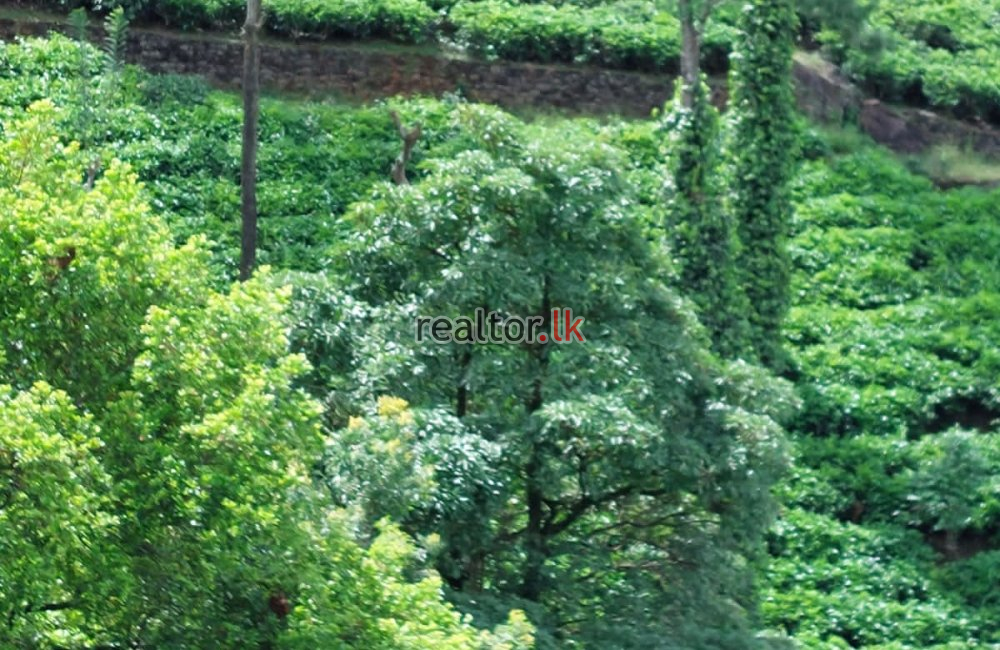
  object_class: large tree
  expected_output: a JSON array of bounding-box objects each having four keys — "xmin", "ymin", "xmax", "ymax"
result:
[{"xmin": 326, "ymin": 104, "xmax": 793, "ymax": 648}]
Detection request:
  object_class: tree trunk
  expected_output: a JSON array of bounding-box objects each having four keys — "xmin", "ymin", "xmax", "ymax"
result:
[
  {"xmin": 679, "ymin": 0, "xmax": 701, "ymax": 108},
  {"xmin": 456, "ymin": 346, "xmax": 471, "ymax": 418},
  {"xmin": 520, "ymin": 276, "xmax": 551, "ymax": 601},
  {"xmin": 239, "ymin": 0, "xmax": 262, "ymax": 282},
  {"xmin": 521, "ymin": 455, "xmax": 545, "ymax": 601}
]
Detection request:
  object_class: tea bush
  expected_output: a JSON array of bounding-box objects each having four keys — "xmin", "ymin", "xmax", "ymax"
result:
[
  {"xmin": 266, "ymin": 0, "xmax": 438, "ymax": 42},
  {"xmin": 835, "ymin": 0, "xmax": 1000, "ymax": 123},
  {"xmin": 29, "ymin": 0, "xmax": 439, "ymax": 42},
  {"xmin": 787, "ymin": 130, "xmax": 1000, "ymax": 440},
  {"xmin": 761, "ymin": 124, "xmax": 1000, "ymax": 647},
  {"xmin": 763, "ymin": 508, "xmax": 993, "ymax": 648},
  {"xmin": 450, "ymin": 1, "xmax": 704, "ymax": 73}
]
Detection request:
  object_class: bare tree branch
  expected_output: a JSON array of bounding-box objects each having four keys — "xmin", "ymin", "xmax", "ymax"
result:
[{"xmin": 390, "ymin": 110, "xmax": 422, "ymax": 186}]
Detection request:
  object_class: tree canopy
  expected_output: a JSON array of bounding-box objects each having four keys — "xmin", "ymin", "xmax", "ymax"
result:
[{"xmin": 0, "ymin": 99, "xmax": 531, "ymax": 650}]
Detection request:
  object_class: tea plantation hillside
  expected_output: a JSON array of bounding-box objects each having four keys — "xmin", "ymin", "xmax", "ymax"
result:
[
  {"xmin": 17, "ymin": 0, "xmax": 1000, "ymax": 123},
  {"xmin": 0, "ymin": 3, "xmax": 998, "ymax": 645}
]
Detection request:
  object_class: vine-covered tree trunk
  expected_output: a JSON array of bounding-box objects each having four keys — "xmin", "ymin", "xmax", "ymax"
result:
[
  {"xmin": 239, "ymin": 0, "xmax": 262, "ymax": 282},
  {"xmin": 728, "ymin": 0, "xmax": 798, "ymax": 368},
  {"xmin": 666, "ymin": 79, "xmax": 751, "ymax": 359},
  {"xmin": 669, "ymin": 0, "xmax": 751, "ymax": 358}
]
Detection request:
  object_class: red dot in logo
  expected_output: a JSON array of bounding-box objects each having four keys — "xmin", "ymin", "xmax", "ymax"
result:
[{"xmin": 539, "ymin": 334, "xmax": 548, "ymax": 343}]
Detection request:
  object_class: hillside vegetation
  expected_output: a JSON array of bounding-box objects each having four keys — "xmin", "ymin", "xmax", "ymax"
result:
[
  {"xmin": 19, "ymin": 0, "xmax": 1000, "ymax": 123},
  {"xmin": 0, "ymin": 0, "xmax": 998, "ymax": 644}
]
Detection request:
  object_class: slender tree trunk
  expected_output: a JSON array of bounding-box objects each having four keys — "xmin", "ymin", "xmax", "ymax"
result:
[
  {"xmin": 679, "ymin": 0, "xmax": 702, "ymax": 108},
  {"xmin": 521, "ymin": 453, "xmax": 545, "ymax": 601},
  {"xmin": 456, "ymin": 346, "xmax": 471, "ymax": 418},
  {"xmin": 680, "ymin": 2, "xmax": 701, "ymax": 108},
  {"xmin": 446, "ymin": 345, "xmax": 476, "ymax": 591},
  {"xmin": 239, "ymin": 0, "xmax": 262, "ymax": 282},
  {"xmin": 390, "ymin": 110, "xmax": 422, "ymax": 186},
  {"xmin": 447, "ymin": 334, "xmax": 481, "ymax": 592},
  {"xmin": 520, "ymin": 276, "xmax": 551, "ymax": 601}
]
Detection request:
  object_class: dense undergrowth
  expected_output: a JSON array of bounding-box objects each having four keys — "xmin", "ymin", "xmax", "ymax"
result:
[
  {"xmin": 13, "ymin": 0, "xmax": 1000, "ymax": 124},
  {"xmin": 612, "ymin": 112, "xmax": 1000, "ymax": 647},
  {"xmin": 1, "ymin": 32, "xmax": 999, "ymax": 648},
  {"xmin": 771, "ymin": 129, "xmax": 1000, "ymax": 648}
]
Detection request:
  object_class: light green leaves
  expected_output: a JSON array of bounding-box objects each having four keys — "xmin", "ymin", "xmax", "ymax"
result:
[
  {"xmin": 0, "ymin": 383, "xmax": 120, "ymax": 644},
  {"xmin": 0, "ymin": 100, "xmax": 209, "ymax": 406},
  {"xmin": 0, "ymin": 91, "xmax": 510, "ymax": 649}
]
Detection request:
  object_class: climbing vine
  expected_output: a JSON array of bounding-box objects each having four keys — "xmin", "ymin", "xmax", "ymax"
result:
[
  {"xmin": 727, "ymin": 0, "xmax": 798, "ymax": 369},
  {"xmin": 664, "ymin": 78, "xmax": 751, "ymax": 359}
]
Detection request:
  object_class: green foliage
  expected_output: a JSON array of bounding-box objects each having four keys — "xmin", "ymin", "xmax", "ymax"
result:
[
  {"xmin": 282, "ymin": 518, "xmax": 535, "ymax": 650},
  {"xmin": 727, "ymin": 0, "xmax": 798, "ymax": 368},
  {"xmin": 448, "ymin": 0, "xmax": 999, "ymax": 121},
  {"xmin": 770, "ymin": 120, "xmax": 1000, "ymax": 649},
  {"xmin": 138, "ymin": 70, "xmax": 212, "ymax": 105},
  {"xmin": 31, "ymin": 0, "xmax": 1000, "ymax": 122},
  {"xmin": 101, "ymin": 5, "xmax": 128, "ymax": 76},
  {"xmin": 328, "ymin": 102, "xmax": 792, "ymax": 648},
  {"xmin": 0, "ymin": 383, "xmax": 121, "ymax": 646},
  {"xmin": 0, "ymin": 35, "xmax": 461, "ymax": 275},
  {"xmin": 786, "ymin": 137, "xmax": 1000, "ymax": 440},
  {"xmin": 148, "ymin": 0, "xmax": 245, "ymax": 31},
  {"xmin": 762, "ymin": 508, "xmax": 990, "ymax": 648},
  {"xmin": 267, "ymin": 0, "xmax": 438, "ymax": 43},
  {"xmin": 797, "ymin": 0, "xmax": 883, "ymax": 55},
  {"xmin": 0, "ymin": 91, "xmax": 530, "ymax": 649},
  {"xmin": 0, "ymin": 48, "xmax": 793, "ymax": 644},
  {"xmin": 789, "ymin": 225, "xmax": 927, "ymax": 309},
  {"xmin": 778, "ymin": 435, "xmax": 906, "ymax": 523},
  {"xmin": 663, "ymin": 79, "xmax": 751, "ymax": 358},
  {"xmin": 837, "ymin": 0, "xmax": 1000, "ymax": 123},
  {"xmin": 6, "ymin": 27, "xmax": 1000, "ymax": 649},
  {"xmin": 0, "ymin": 100, "xmax": 201, "ymax": 405},
  {"xmin": 906, "ymin": 429, "xmax": 1000, "ymax": 535},
  {"xmin": 450, "ymin": 1, "xmax": 686, "ymax": 72},
  {"xmin": 324, "ymin": 396, "xmax": 505, "ymax": 568},
  {"xmin": 47, "ymin": 0, "xmax": 439, "ymax": 42},
  {"xmin": 68, "ymin": 6, "xmax": 89, "ymax": 40},
  {"xmin": 447, "ymin": 0, "xmax": 735, "ymax": 73},
  {"xmin": 935, "ymin": 550, "xmax": 1000, "ymax": 613}
]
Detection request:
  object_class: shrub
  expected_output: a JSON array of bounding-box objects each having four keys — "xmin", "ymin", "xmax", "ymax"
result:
[
  {"xmin": 450, "ymin": 0, "xmax": 686, "ymax": 72},
  {"xmin": 451, "ymin": 1, "xmax": 599, "ymax": 64},
  {"xmin": 841, "ymin": 0, "xmax": 1000, "ymax": 123},
  {"xmin": 267, "ymin": 0, "xmax": 438, "ymax": 43},
  {"xmin": 762, "ymin": 509, "xmax": 986, "ymax": 648},
  {"xmin": 21, "ymin": 0, "xmax": 1000, "ymax": 121}
]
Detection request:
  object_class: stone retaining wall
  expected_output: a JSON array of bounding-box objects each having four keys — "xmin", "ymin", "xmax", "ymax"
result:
[{"xmin": 1, "ymin": 11, "xmax": 998, "ymax": 159}]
